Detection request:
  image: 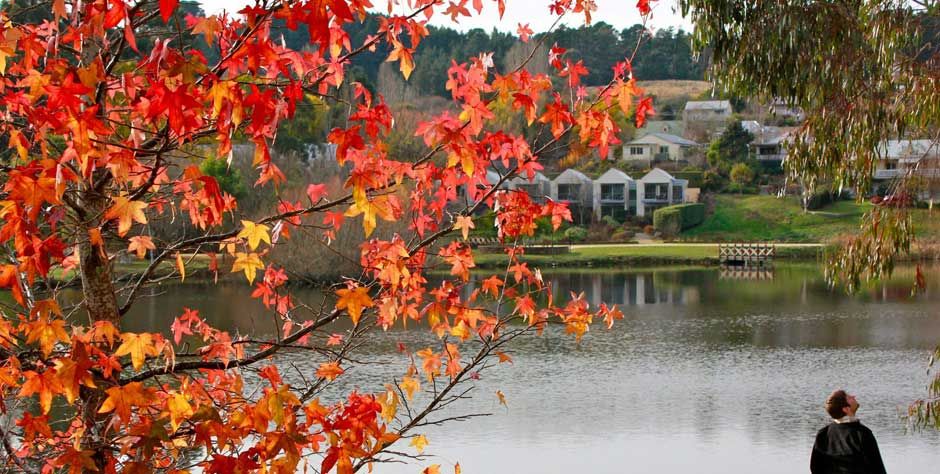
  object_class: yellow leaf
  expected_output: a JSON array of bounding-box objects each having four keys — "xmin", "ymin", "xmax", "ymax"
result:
[
  {"xmin": 166, "ymin": 392, "xmax": 194, "ymax": 431},
  {"xmin": 104, "ymin": 196, "xmax": 148, "ymax": 237},
  {"xmin": 114, "ymin": 332, "xmax": 161, "ymax": 371},
  {"xmin": 335, "ymin": 286, "xmax": 374, "ymax": 325},
  {"xmin": 377, "ymin": 385, "xmax": 399, "ymax": 423},
  {"xmin": 237, "ymin": 220, "xmax": 271, "ymax": 250},
  {"xmin": 453, "ymin": 215, "xmax": 475, "ymax": 240},
  {"xmin": 410, "ymin": 435, "xmax": 428, "ymax": 454},
  {"xmin": 231, "ymin": 252, "xmax": 264, "ymax": 283},
  {"xmin": 175, "ymin": 252, "xmax": 186, "ymax": 282},
  {"xmin": 400, "ymin": 376, "xmax": 420, "ymax": 401}
]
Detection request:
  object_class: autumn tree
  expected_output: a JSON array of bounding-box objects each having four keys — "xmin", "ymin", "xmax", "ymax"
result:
[
  {"xmin": 0, "ymin": 0, "xmax": 653, "ymax": 472},
  {"xmin": 679, "ymin": 0, "xmax": 939, "ymax": 427}
]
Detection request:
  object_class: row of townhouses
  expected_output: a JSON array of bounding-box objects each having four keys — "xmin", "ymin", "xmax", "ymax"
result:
[{"xmin": 482, "ymin": 167, "xmax": 690, "ymax": 223}]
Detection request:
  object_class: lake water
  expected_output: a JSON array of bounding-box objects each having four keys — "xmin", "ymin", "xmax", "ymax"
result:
[{"xmin": 115, "ymin": 263, "xmax": 940, "ymax": 473}]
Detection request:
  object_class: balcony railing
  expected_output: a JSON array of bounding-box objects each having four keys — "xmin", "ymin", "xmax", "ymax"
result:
[
  {"xmin": 756, "ymin": 153, "xmax": 786, "ymax": 161},
  {"xmin": 643, "ymin": 194, "xmax": 670, "ymax": 202},
  {"xmin": 874, "ymin": 169, "xmax": 899, "ymax": 179}
]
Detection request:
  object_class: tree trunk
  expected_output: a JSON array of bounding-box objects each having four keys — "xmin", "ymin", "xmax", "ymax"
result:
[
  {"xmin": 74, "ymin": 190, "xmax": 120, "ymax": 472},
  {"xmin": 76, "ymin": 193, "xmax": 120, "ymax": 326}
]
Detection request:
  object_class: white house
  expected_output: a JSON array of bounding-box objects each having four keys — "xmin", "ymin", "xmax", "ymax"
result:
[
  {"xmin": 683, "ymin": 100, "xmax": 732, "ymax": 123},
  {"xmin": 624, "ymin": 133, "xmax": 700, "ymax": 163},
  {"xmin": 874, "ymin": 139, "xmax": 940, "ymax": 181},
  {"xmin": 508, "ymin": 171, "xmax": 552, "ymax": 203},
  {"xmin": 769, "ymin": 99, "xmax": 805, "ymax": 122},
  {"xmin": 741, "ymin": 121, "xmax": 796, "ymax": 163},
  {"xmin": 592, "ymin": 169, "xmax": 637, "ymax": 220},
  {"xmin": 551, "ymin": 169, "xmax": 593, "ymax": 224},
  {"xmin": 637, "ymin": 168, "xmax": 689, "ymax": 217}
]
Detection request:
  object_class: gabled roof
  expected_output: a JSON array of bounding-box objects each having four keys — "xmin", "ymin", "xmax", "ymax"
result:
[
  {"xmin": 629, "ymin": 132, "xmax": 699, "ymax": 147},
  {"xmin": 639, "ymin": 120, "xmax": 685, "ymax": 136},
  {"xmin": 640, "ymin": 167, "xmax": 677, "ymax": 183},
  {"xmin": 509, "ymin": 171, "xmax": 551, "ymax": 185},
  {"xmin": 595, "ymin": 168, "xmax": 634, "ymax": 183},
  {"xmin": 553, "ymin": 168, "xmax": 591, "ymax": 183},
  {"xmin": 684, "ymin": 100, "xmax": 731, "ymax": 111}
]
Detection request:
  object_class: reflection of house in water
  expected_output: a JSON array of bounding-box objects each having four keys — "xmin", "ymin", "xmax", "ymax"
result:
[{"xmin": 546, "ymin": 272, "xmax": 700, "ymax": 306}]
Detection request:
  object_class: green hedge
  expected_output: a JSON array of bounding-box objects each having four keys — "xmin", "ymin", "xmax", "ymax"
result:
[{"xmin": 653, "ymin": 203, "xmax": 706, "ymax": 235}]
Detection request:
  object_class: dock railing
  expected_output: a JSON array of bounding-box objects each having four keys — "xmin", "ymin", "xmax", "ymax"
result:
[{"xmin": 718, "ymin": 243, "xmax": 775, "ymax": 265}]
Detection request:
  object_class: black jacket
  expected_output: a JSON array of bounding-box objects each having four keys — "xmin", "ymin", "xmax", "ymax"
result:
[{"xmin": 810, "ymin": 421, "xmax": 887, "ymax": 474}]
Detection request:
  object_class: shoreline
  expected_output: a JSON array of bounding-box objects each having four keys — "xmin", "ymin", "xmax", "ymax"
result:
[{"xmin": 472, "ymin": 243, "xmax": 827, "ymax": 269}]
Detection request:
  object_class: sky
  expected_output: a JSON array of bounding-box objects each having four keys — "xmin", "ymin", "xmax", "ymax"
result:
[{"xmin": 198, "ymin": 0, "xmax": 693, "ymax": 34}]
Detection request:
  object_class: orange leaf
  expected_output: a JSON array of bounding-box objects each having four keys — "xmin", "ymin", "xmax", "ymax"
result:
[
  {"xmin": 98, "ymin": 381, "xmax": 154, "ymax": 422},
  {"xmin": 18, "ymin": 370, "xmax": 62, "ymax": 414},
  {"xmin": 127, "ymin": 235, "xmax": 155, "ymax": 259},
  {"xmin": 335, "ymin": 286, "xmax": 374, "ymax": 325},
  {"xmin": 452, "ymin": 215, "xmax": 475, "ymax": 240},
  {"xmin": 315, "ymin": 361, "xmax": 344, "ymax": 381},
  {"xmin": 104, "ymin": 196, "xmax": 147, "ymax": 237},
  {"xmin": 496, "ymin": 389, "xmax": 507, "ymax": 407},
  {"xmin": 114, "ymin": 332, "xmax": 161, "ymax": 370},
  {"xmin": 25, "ymin": 317, "xmax": 69, "ymax": 357}
]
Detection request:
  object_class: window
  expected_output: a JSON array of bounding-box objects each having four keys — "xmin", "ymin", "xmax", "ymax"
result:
[
  {"xmin": 885, "ymin": 161, "xmax": 897, "ymax": 170},
  {"xmin": 556, "ymin": 184, "xmax": 580, "ymax": 201},
  {"xmin": 659, "ymin": 146, "xmax": 669, "ymax": 154},
  {"xmin": 629, "ymin": 146, "xmax": 644, "ymax": 155},
  {"xmin": 645, "ymin": 183, "xmax": 667, "ymax": 200},
  {"xmin": 517, "ymin": 183, "xmax": 542, "ymax": 197},
  {"xmin": 629, "ymin": 189, "xmax": 637, "ymax": 205},
  {"xmin": 600, "ymin": 183, "xmax": 625, "ymax": 201},
  {"xmin": 673, "ymin": 186, "xmax": 683, "ymax": 202}
]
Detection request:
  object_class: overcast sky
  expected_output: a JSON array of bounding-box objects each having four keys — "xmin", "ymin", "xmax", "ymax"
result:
[{"xmin": 198, "ymin": 0, "xmax": 693, "ymax": 34}]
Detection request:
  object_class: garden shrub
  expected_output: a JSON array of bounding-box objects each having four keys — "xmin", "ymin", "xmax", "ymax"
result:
[
  {"xmin": 564, "ymin": 226, "xmax": 588, "ymax": 242},
  {"xmin": 653, "ymin": 203, "xmax": 706, "ymax": 236}
]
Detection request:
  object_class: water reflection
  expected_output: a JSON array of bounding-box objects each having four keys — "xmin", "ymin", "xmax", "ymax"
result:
[{"xmin": 48, "ymin": 264, "xmax": 940, "ymax": 473}]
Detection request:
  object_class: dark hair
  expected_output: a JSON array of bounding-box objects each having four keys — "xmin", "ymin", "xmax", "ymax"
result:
[{"xmin": 825, "ymin": 390, "xmax": 850, "ymax": 419}]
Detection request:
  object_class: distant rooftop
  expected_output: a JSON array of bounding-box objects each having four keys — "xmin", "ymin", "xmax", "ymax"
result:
[
  {"xmin": 684, "ymin": 100, "xmax": 731, "ymax": 111},
  {"xmin": 630, "ymin": 132, "xmax": 699, "ymax": 147}
]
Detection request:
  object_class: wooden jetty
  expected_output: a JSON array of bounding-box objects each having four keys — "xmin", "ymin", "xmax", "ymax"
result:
[{"xmin": 718, "ymin": 243, "xmax": 775, "ymax": 265}]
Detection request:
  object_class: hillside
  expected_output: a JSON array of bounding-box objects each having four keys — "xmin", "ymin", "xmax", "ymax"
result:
[
  {"xmin": 681, "ymin": 195, "xmax": 940, "ymax": 244},
  {"xmin": 637, "ymin": 80, "xmax": 713, "ymax": 102}
]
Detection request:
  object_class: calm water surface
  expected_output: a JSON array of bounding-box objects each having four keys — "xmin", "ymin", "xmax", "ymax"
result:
[{"xmin": 120, "ymin": 264, "xmax": 940, "ymax": 473}]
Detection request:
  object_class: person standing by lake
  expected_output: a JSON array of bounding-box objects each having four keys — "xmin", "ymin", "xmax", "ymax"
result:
[{"xmin": 810, "ymin": 390, "xmax": 887, "ymax": 474}]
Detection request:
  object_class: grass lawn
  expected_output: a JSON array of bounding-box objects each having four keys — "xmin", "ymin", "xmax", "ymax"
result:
[
  {"xmin": 681, "ymin": 195, "xmax": 872, "ymax": 243},
  {"xmin": 473, "ymin": 243, "xmax": 821, "ymax": 268}
]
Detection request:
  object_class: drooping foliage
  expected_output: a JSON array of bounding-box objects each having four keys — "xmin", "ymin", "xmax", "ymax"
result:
[
  {"xmin": 0, "ymin": 0, "xmax": 654, "ymax": 472},
  {"xmin": 680, "ymin": 0, "xmax": 940, "ymax": 428}
]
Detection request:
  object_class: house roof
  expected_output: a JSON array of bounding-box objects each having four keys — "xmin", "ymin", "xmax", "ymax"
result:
[
  {"xmin": 639, "ymin": 120, "xmax": 685, "ymax": 136},
  {"xmin": 881, "ymin": 139, "xmax": 939, "ymax": 160},
  {"xmin": 595, "ymin": 168, "xmax": 634, "ymax": 183},
  {"xmin": 684, "ymin": 100, "xmax": 731, "ymax": 111},
  {"xmin": 640, "ymin": 167, "xmax": 678, "ymax": 183},
  {"xmin": 509, "ymin": 171, "xmax": 550, "ymax": 184},
  {"xmin": 629, "ymin": 132, "xmax": 699, "ymax": 147},
  {"xmin": 553, "ymin": 168, "xmax": 591, "ymax": 183}
]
